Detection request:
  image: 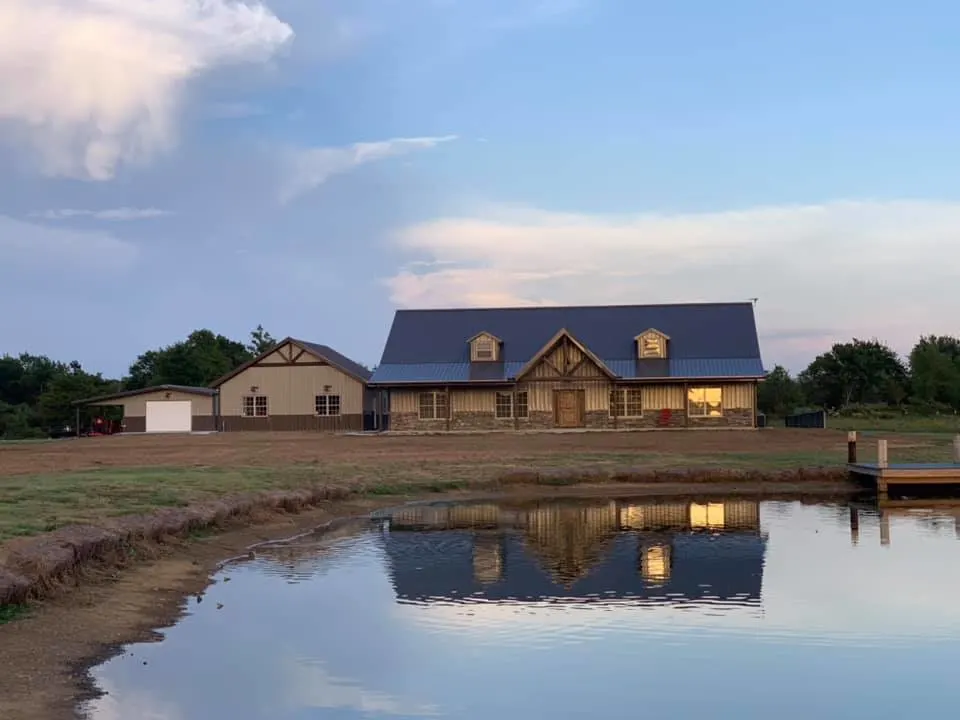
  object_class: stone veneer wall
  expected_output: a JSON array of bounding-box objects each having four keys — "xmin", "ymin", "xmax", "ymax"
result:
[{"xmin": 389, "ymin": 402, "xmax": 754, "ymax": 432}]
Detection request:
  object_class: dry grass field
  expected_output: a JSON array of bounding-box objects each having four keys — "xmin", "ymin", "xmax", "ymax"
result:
[{"xmin": 0, "ymin": 428, "xmax": 954, "ymax": 542}]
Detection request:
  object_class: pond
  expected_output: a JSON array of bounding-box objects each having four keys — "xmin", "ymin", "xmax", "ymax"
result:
[{"xmin": 81, "ymin": 495, "xmax": 960, "ymax": 719}]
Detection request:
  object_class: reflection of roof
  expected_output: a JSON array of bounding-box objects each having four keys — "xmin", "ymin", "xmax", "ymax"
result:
[{"xmin": 383, "ymin": 530, "xmax": 766, "ymax": 605}]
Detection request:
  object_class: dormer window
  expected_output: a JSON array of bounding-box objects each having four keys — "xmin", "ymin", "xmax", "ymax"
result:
[
  {"xmin": 635, "ymin": 329, "xmax": 669, "ymax": 359},
  {"xmin": 469, "ymin": 332, "xmax": 501, "ymax": 362}
]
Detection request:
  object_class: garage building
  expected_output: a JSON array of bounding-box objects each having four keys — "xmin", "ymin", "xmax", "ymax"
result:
[
  {"xmin": 210, "ymin": 337, "xmax": 374, "ymax": 432},
  {"xmin": 75, "ymin": 385, "xmax": 217, "ymax": 434}
]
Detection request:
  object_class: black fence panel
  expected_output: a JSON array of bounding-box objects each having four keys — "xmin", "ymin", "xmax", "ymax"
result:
[{"xmin": 785, "ymin": 410, "xmax": 827, "ymax": 429}]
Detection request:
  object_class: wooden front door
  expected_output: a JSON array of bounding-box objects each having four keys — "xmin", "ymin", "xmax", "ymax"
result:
[{"xmin": 555, "ymin": 389, "xmax": 584, "ymax": 428}]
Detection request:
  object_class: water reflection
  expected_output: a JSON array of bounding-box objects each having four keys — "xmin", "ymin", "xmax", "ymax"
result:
[
  {"xmin": 80, "ymin": 496, "xmax": 960, "ymax": 720},
  {"xmin": 381, "ymin": 499, "xmax": 766, "ymax": 610}
]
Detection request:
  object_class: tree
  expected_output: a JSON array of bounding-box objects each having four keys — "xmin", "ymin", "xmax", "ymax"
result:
[
  {"xmin": 125, "ymin": 329, "xmax": 253, "ymax": 389},
  {"xmin": 247, "ymin": 325, "xmax": 277, "ymax": 355},
  {"xmin": 757, "ymin": 365, "xmax": 804, "ymax": 416},
  {"xmin": 909, "ymin": 335, "xmax": 960, "ymax": 410},
  {"xmin": 798, "ymin": 339, "xmax": 908, "ymax": 409}
]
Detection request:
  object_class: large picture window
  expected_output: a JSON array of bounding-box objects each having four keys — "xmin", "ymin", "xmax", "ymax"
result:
[
  {"xmin": 241, "ymin": 395, "xmax": 268, "ymax": 417},
  {"xmin": 687, "ymin": 387, "xmax": 722, "ymax": 417},
  {"xmin": 609, "ymin": 388, "xmax": 643, "ymax": 417},
  {"xmin": 419, "ymin": 391, "xmax": 449, "ymax": 420}
]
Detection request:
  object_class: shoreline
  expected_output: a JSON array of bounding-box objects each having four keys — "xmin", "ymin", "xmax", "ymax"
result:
[{"xmin": 1, "ymin": 469, "xmax": 859, "ymax": 720}]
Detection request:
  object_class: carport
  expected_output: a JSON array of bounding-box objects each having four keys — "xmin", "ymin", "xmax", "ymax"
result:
[{"xmin": 71, "ymin": 384, "xmax": 219, "ymax": 435}]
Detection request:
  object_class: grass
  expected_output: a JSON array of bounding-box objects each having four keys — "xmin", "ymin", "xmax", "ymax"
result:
[
  {"xmin": 827, "ymin": 415, "xmax": 960, "ymax": 434},
  {"xmin": 0, "ymin": 603, "xmax": 31, "ymax": 625},
  {"xmin": 0, "ymin": 430, "xmax": 955, "ymax": 543}
]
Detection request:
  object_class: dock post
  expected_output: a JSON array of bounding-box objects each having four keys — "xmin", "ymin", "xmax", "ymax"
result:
[
  {"xmin": 877, "ymin": 439, "xmax": 888, "ymax": 468},
  {"xmin": 953, "ymin": 434, "xmax": 960, "ymax": 463},
  {"xmin": 849, "ymin": 507, "xmax": 860, "ymax": 545},
  {"xmin": 847, "ymin": 431, "xmax": 858, "ymax": 464}
]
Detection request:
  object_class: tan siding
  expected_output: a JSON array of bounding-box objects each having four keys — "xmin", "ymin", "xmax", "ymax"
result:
[
  {"xmin": 258, "ymin": 342, "xmax": 296, "ymax": 365},
  {"xmin": 641, "ymin": 385, "xmax": 685, "ymax": 410},
  {"xmin": 220, "ymin": 363, "xmax": 365, "ymax": 416},
  {"xmin": 528, "ymin": 343, "xmax": 606, "ymax": 379},
  {"xmin": 390, "ymin": 390, "xmax": 419, "ymax": 414},
  {"xmin": 721, "ymin": 383, "xmax": 755, "ymax": 410},
  {"xmin": 113, "ymin": 391, "xmax": 213, "ymax": 417},
  {"xmin": 522, "ymin": 380, "xmax": 612, "ymax": 412},
  {"xmin": 451, "ymin": 389, "xmax": 496, "ymax": 412}
]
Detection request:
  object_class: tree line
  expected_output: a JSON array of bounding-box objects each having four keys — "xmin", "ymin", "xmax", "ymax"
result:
[
  {"xmin": 0, "ymin": 326, "xmax": 277, "ymax": 440},
  {"xmin": 758, "ymin": 336, "xmax": 960, "ymax": 418},
  {"xmin": 2, "ymin": 330, "xmax": 958, "ymax": 440}
]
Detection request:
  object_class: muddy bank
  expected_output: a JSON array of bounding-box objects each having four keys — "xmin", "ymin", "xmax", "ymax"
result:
[
  {"xmin": 0, "ymin": 467, "xmax": 853, "ymax": 608},
  {"xmin": 0, "ymin": 468, "xmax": 857, "ymax": 720},
  {"xmin": 0, "ymin": 466, "xmax": 853, "ymax": 609}
]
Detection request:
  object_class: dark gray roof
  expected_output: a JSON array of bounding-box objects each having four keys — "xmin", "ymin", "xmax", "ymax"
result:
[
  {"xmin": 370, "ymin": 302, "xmax": 763, "ymax": 385},
  {"xmin": 292, "ymin": 339, "xmax": 372, "ymax": 382},
  {"xmin": 73, "ymin": 384, "xmax": 216, "ymax": 406}
]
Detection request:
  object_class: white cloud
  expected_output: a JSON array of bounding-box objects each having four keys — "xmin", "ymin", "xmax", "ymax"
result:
[
  {"xmin": 0, "ymin": 214, "xmax": 138, "ymax": 271},
  {"xmin": 279, "ymin": 135, "xmax": 458, "ymax": 203},
  {"xmin": 0, "ymin": 0, "xmax": 294, "ymax": 181},
  {"xmin": 386, "ymin": 200, "xmax": 960, "ymax": 370},
  {"xmin": 34, "ymin": 207, "xmax": 173, "ymax": 221}
]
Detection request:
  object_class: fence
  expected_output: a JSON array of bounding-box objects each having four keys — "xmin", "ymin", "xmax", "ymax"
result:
[{"xmin": 784, "ymin": 410, "xmax": 827, "ymax": 429}]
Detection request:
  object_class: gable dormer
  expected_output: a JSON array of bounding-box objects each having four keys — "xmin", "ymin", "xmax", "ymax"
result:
[
  {"xmin": 469, "ymin": 332, "xmax": 501, "ymax": 362},
  {"xmin": 635, "ymin": 329, "xmax": 669, "ymax": 359}
]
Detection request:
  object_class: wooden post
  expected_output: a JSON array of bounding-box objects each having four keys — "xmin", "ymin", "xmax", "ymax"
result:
[
  {"xmin": 879, "ymin": 511, "xmax": 891, "ymax": 547},
  {"xmin": 75, "ymin": 406, "xmax": 81, "ymax": 438},
  {"xmin": 877, "ymin": 439, "xmax": 888, "ymax": 468},
  {"xmin": 847, "ymin": 431, "xmax": 858, "ymax": 464},
  {"xmin": 953, "ymin": 434, "xmax": 960, "ymax": 463},
  {"xmin": 849, "ymin": 507, "xmax": 860, "ymax": 545}
]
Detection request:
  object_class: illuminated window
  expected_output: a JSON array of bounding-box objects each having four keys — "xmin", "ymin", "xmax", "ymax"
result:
[{"xmin": 687, "ymin": 387, "xmax": 722, "ymax": 417}]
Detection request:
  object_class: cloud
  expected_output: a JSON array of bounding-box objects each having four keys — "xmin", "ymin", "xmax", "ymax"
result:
[
  {"xmin": 0, "ymin": 214, "xmax": 138, "ymax": 271},
  {"xmin": 34, "ymin": 207, "xmax": 173, "ymax": 221},
  {"xmin": 385, "ymin": 199, "xmax": 960, "ymax": 370},
  {"xmin": 279, "ymin": 135, "xmax": 458, "ymax": 203},
  {"xmin": 0, "ymin": 0, "xmax": 294, "ymax": 181}
]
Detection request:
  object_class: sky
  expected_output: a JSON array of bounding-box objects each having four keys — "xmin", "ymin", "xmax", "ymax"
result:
[{"xmin": 1, "ymin": 0, "xmax": 958, "ymax": 377}]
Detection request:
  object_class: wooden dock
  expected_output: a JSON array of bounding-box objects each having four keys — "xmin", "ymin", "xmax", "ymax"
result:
[{"xmin": 846, "ymin": 432, "xmax": 960, "ymax": 493}]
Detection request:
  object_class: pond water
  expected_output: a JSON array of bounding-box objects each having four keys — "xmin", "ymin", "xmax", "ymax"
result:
[{"xmin": 81, "ymin": 495, "xmax": 960, "ymax": 720}]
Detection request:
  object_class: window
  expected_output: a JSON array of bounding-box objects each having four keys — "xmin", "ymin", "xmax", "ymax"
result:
[
  {"xmin": 515, "ymin": 391, "xmax": 529, "ymax": 419},
  {"xmin": 688, "ymin": 387, "xmax": 722, "ymax": 417},
  {"xmin": 418, "ymin": 391, "xmax": 449, "ymax": 420},
  {"xmin": 241, "ymin": 395, "xmax": 268, "ymax": 417},
  {"xmin": 315, "ymin": 394, "xmax": 341, "ymax": 417},
  {"xmin": 609, "ymin": 388, "xmax": 643, "ymax": 417},
  {"xmin": 475, "ymin": 337, "xmax": 494, "ymax": 360},
  {"xmin": 494, "ymin": 391, "xmax": 529, "ymax": 419},
  {"xmin": 638, "ymin": 332, "xmax": 665, "ymax": 359}
]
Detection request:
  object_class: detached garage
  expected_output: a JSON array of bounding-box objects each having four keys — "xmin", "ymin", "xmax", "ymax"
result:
[{"xmin": 73, "ymin": 385, "xmax": 217, "ymax": 434}]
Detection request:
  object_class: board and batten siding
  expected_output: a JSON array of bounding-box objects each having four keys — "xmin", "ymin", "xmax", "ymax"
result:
[{"xmin": 390, "ymin": 382, "xmax": 755, "ymax": 415}]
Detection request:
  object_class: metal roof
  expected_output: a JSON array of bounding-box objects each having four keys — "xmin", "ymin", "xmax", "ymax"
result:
[
  {"xmin": 370, "ymin": 302, "xmax": 764, "ymax": 385},
  {"xmin": 209, "ymin": 337, "xmax": 372, "ymax": 387},
  {"xmin": 72, "ymin": 384, "xmax": 216, "ymax": 406},
  {"xmin": 291, "ymin": 339, "xmax": 373, "ymax": 382}
]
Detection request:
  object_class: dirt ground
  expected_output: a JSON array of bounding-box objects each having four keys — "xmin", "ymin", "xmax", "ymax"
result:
[{"xmin": 0, "ymin": 428, "xmax": 867, "ymax": 477}]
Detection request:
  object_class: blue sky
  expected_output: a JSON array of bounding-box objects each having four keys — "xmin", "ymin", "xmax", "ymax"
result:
[{"xmin": 1, "ymin": 0, "xmax": 958, "ymax": 377}]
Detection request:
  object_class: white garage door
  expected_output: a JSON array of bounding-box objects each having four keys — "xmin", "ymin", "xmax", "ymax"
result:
[{"xmin": 145, "ymin": 401, "xmax": 193, "ymax": 433}]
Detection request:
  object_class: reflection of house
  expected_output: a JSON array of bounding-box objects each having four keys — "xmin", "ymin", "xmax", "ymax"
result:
[{"xmin": 381, "ymin": 500, "xmax": 767, "ymax": 606}]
